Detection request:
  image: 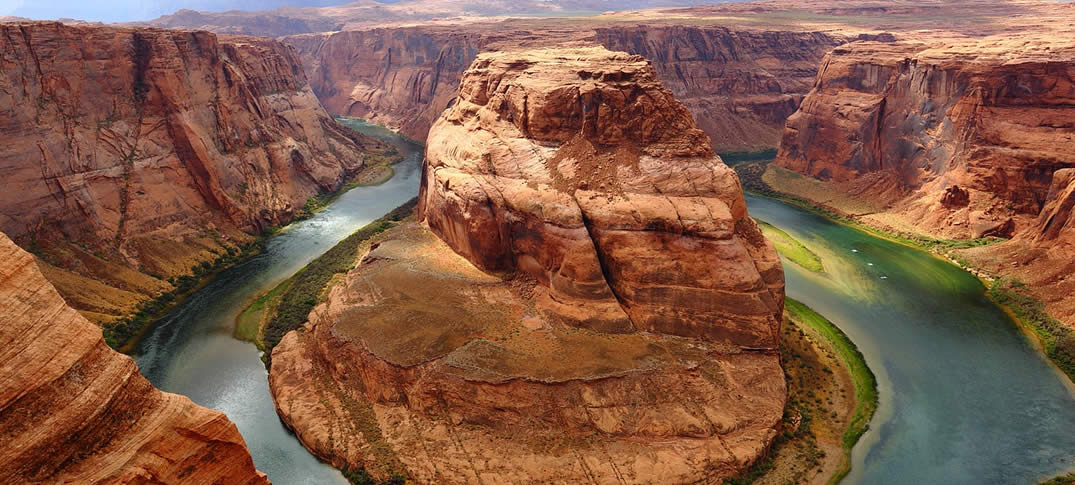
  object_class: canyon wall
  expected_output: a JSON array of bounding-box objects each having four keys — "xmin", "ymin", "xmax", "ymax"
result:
[
  {"xmin": 0, "ymin": 231, "xmax": 268, "ymax": 484},
  {"xmin": 286, "ymin": 28, "xmax": 488, "ymax": 144},
  {"xmin": 285, "ymin": 23, "xmax": 840, "ymax": 151},
  {"xmin": 772, "ymin": 37, "xmax": 1075, "ymax": 326},
  {"xmin": 775, "ymin": 40, "xmax": 1075, "ymax": 239},
  {"xmin": 270, "ymin": 47, "xmax": 786, "ymax": 484},
  {"xmin": 0, "ymin": 22, "xmax": 381, "ymax": 323},
  {"xmin": 593, "ymin": 25, "xmax": 841, "ymax": 151}
]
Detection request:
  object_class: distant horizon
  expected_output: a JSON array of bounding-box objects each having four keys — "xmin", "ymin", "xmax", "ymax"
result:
[{"xmin": 0, "ymin": 0, "xmax": 359, "ymax": 23}]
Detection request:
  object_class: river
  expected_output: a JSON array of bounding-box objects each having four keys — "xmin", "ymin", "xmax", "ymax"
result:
[
  {"xmin": 130, "ymin": 121, "xmax": 1075, "ymax": 484},
  {"xmin": 132, "ymin": 119, "xmax": 422, "ymax": 485},
  {"xmin": 747, "ymin": 194, "xmax": 1075, "ymax": 484}
]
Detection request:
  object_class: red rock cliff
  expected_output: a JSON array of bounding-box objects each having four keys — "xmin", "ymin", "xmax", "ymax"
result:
[
  {"xmin": 420, "ymin": 46, "xmax": 785, "ymax": 344},
  {"xmin": 772, "ymin": 36, "xmax": 1075, "ymax": 328},
  {"xmin": 0, "ymin": 22, "xmax": 381, "ymax": 322},
  {"xmin": 285, "ymin": 22, "xmax": 840, "ymax": 152},
  {"xmin": 269, "ymin": 47, "xmax": 786, "ymax": 484},
  {"xmin": 775, "ymin": 39, "xmax": 1075, "ymax": 239},
  {"xmin": 0, "ymin": 231, "xmax": 268, "ymax": 484},
  {"xmin": 960, "ymin": 168, "xmax": 1075, "ymax": 326},
  {"xmin": 593, "ymin": 25, "xmax": 840, "ymax": 151}
]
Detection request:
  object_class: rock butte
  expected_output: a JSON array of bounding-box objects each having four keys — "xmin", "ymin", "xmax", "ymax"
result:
[
  {"xmin": 270, "ymin": 47, "xmax": 786, "ymax": 483},
  {"xmin": 0, "ymin": 232, "xmax": 267, "ymax": 484},
  {"xmin": 772, "ymin": 35, "xmax": 1075, "ymax": 327},
  {"xmin": 0, "ymin": 21, "xmax": 386, "ymax": 323}
]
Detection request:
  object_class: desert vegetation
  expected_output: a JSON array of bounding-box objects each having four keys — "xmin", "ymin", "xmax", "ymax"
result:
[
  {"xmin": 725, "ymin": 298, "xmax": 877, "ymax": 485},
  {"xmin": 245, "ymin": 198, "xmax": 418, "ymax": 361},
  {"xmin": 989, "ymin": 278, "xmax": 1075, "ymax": 381}
]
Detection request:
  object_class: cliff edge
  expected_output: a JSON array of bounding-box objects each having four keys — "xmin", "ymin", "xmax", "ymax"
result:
[{"xmin": 0, "ymin": 231, "xmax": 268, "ymax": 484}]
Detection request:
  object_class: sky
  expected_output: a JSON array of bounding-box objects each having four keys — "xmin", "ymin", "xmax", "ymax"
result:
[{"xmin": 0, "ymin": 0, "xmax": 354, "ymax": 23}]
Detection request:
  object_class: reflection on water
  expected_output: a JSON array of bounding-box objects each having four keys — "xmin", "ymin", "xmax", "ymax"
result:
[
  {"xmin": 747, "ymin": 194, "xmax": 1075, "ymax": 484},
  {"xmin": 133, "ymin": 119, "xmax": 422, "ymax": 484}
]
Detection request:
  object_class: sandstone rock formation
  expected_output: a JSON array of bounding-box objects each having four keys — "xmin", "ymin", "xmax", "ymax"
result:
[
  {"xmin": 420, "ymin": 47, "xmax": 785, "ymax": 342},
  {"xmin": 960, "ymin": 169, "xmax": 1075, "ymax": 325},
  {"xmin": 769, "ymin": 34, "xmax": 1075, "ymax": 329},
  {"xmin": 0, "ymin": 22, "xmax": 382, "ymax": 323},
  {"xmin": 148, "ymin": 0, "xmax": 1075, "ymax": 157},
  {"xmin": 593, "ymin": 26, "xmax": 839, "ymax": 151},
  {"xmin": 775, "ymin": 39, "xmax": 1075, "ymax": 240},
  {"xmin": 270, "ymin": 47, "xmax": 786, "ymax": 484},
  {"xmin": 0, "ymin": 231, "xmax": 268, "ymax": 484},
  {"xmin": 286, "ymin": 24, "xmax": 839, "ymax": 152}
]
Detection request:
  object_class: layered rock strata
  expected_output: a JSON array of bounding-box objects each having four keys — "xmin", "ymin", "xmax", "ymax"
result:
[
  {"xmin": 0, "ymin": 22, "xmax": 381, "ymax": 322},
  {"xmin": 271, "ymin": 47, "xmax": 786, "ymax": 484},
  {"xmin": 593, "ymin": 25, "xmax": 840, "ymax": 151},
  {"xmin": 0, "ymin": 232, "xmax": 268, "ymax": 484},
  {"xmin": 775, "ymin": 39, "xmax": 1075, "ymax": 240},
  {"xmin": 771, "ymin": 37, "xmax": 1075, "ymax": 327},
  {"xmin": 960, "ymin": 169, "xmax": 1075, "ymax": 325},
  {"xmin": 285, "ymin": 24, "xmax": 840, "ymax": 152}
]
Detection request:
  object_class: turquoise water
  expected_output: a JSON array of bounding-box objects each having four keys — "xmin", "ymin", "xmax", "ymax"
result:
[
  {"xmin": 132, "ymin": 120, "xmax": 422, "ymax": 484},
  {"xmin": 746, "ymin": 194, "xmax": 1075, "ymax": 484}
]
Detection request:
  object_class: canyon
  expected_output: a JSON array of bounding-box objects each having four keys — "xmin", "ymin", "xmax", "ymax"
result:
[
  {"xmin": 285, "ymin": 23, "xmax": 841, "ymax": 152},
  {"xmin": 0, "ymin": 231, "xmax": 267, "ymax": 484},
  {"xmin": 771, "ymin": 31, "xmax": 1075, "ymax": 329},
  {"xmin": 0, "ymin": 22, "xmax": 389, "ymax": 327},
  {"xmin": 269, "ymin": 46, "xmax": 786, "ymax": 483},
  {"xmin": 4, "ymin": 0, "xmax": 1075, "ymax": 483},
  {"xmin": 148, "ymin": 0, "xmax": 1075, "ymax": 159}
]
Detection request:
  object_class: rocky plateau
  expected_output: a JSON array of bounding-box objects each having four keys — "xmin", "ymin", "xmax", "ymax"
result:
[
  {"xmin": 269, "ymin": 46, "xmax": 787, "ymax": 483},
  {"xmin": 286, "ymin": 23, "xmax": 841, "ymax": 152}
]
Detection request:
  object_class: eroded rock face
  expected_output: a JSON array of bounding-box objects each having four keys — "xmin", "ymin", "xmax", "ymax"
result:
[
  {"xmin": 960, "ymin": 168, "xmax": 1075, "ymax": 326},
  {"xmin": 270, "ymin": 47, "xmax": 786, "ymax": 484},
  {"xmin": 421, "ymin": 47, "xmax": 784, "ymax": 344},
  {"xmin": 593, "ymin": 25, "xmax": 840, "ymax": 151},
  {"xmin": 287, "ymin": 28, "xmax": 486, "ymax": 145},
  {"xmin": 0, "ymin": 22, "xmax": 379, "ymax": 322},
  {"xmin": 285, "ymin": 24, "xmax": 839, "ymax": 152},
  {"xmin": 0, "ymin": 232, "xmax": 267, "ymax": 484},
  {"xmin": 775, "ymin": 39, "xmax": 1075, "ymax": 239}
]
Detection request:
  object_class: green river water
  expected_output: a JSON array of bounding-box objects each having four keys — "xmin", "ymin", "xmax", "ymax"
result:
[{"xmin": 747, "ymin": 194, "xmax": 1075, "ymax": 484}]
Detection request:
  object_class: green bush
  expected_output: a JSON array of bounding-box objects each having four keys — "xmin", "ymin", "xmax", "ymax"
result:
[
  {"xmin": 1041, "ymin": 473, "xmax": 1075, "ymax": 485},
  {"xmin": 341, "ymin": 468, "xmax": 407, "ymax": 485}
]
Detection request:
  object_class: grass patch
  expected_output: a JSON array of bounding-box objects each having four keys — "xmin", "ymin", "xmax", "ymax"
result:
[
  {"xmin": 1042, "ymin": 473, "xmax": 1075, "ymax": 485},
  {"xmin": 260, "ymin": 198, "xmax": 419, "ymax": 364},
  {"xmin": 989, "ymin": 278, "xmax": 1075, "ymax": 382},
  {"xmin": 341, "ymin": 468, "xmax": 406, "ymax": 485},
  {"xmin": 755, "ymin": 218, "xmax": 824, "ymax": 272},
  {"xmin": 235, "ymin": 280, "xmax": 288, "ymax": 345},
  {"xmin": 785, "ymin": 298, "xmax": 878, "ymax": 485}
]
